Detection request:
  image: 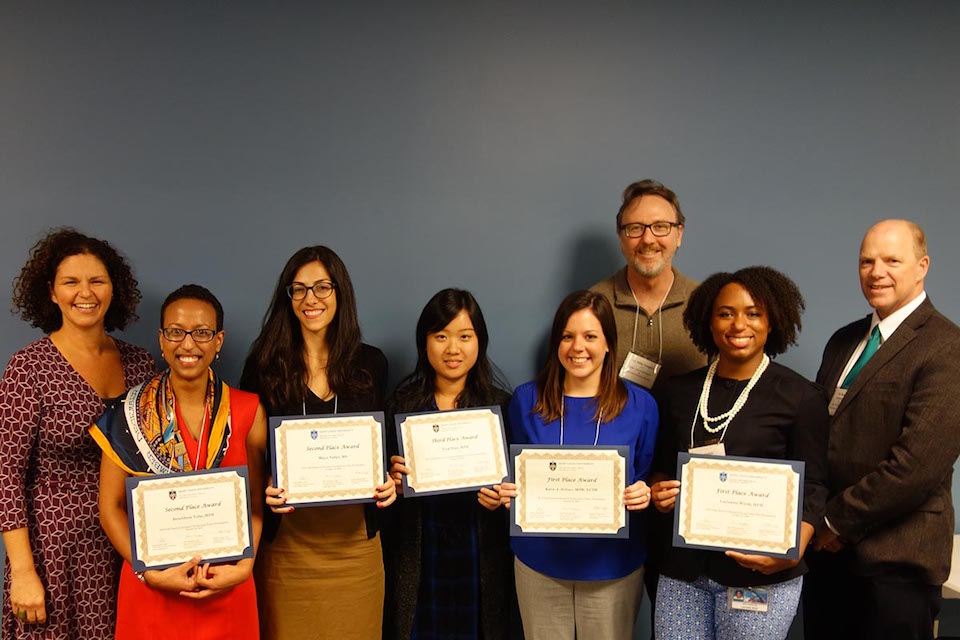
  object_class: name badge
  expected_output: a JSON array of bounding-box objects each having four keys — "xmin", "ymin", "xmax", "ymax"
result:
[
  {"xmin": 729, "ymin": 587, "xmax": 769, "ymax": 612},
  {"xmin": 689, "ymin": 442, "xmax": 725, "ymax": 457},
  {"xmin": 619, "ymin": 352, "xmax": 661, "ymax": 389},
  {"xmin": 828, "ymin": 388, "xmax": 847, "ymax": 416}
]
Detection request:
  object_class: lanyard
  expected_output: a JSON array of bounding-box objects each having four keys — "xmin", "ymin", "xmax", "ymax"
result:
[
  {"xmin": 559, "ymin": 395, "xmax": 602, "ymax": 446},
  {"xmin": 303, "ymin": 394, "xmax": 338, "ymax": 416},
  {"xmin": 628, "ymin": 277, "xmax": 672, "ymax": 362}
]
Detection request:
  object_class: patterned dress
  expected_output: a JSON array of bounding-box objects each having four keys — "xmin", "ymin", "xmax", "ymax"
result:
[{"xmin": 0, "ymin": 337, "xmax": 155, "ymax": 639}]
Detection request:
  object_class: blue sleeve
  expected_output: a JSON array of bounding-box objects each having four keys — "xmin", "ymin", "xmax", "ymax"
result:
[
  {"xmin": 631, "ymin": 387, "xmax": 659, "ymax": 484},
  {"xmin": 507, "ymin": 388, "xmax": 532, "ymax": 445}
]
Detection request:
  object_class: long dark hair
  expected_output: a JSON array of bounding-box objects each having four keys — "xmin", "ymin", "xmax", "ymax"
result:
[
  {"xmin": 534, "ymin": 290, "xmax": 627, "ymax": 422},
  {"xmin": 240, "ymin": 246, "xmax": 369, "ymax": 412},
  {"xmin": 393, "ymin": 289, "xmax": 509, "ymax": 413}
]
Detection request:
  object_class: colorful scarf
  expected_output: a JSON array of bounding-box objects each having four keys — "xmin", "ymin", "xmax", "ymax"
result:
[{"xmin": 91, "ymin": 369, "xmax": 232, "ymax": 476}]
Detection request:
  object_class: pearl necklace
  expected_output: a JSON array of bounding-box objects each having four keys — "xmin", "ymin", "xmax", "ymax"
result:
[{"xmin": 692, "ymin": 354, "xmax": 770, "ymax": 441}]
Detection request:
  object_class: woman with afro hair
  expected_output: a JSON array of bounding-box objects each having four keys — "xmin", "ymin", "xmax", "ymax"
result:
[{"xmin": 649, "ymin": 266, "xmax": 829, "ymax": 640}]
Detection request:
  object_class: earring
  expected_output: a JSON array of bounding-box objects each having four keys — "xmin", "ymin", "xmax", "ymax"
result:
[{"xmin": 215, "ymin": 352, "xmax": 221, "ymax": 361}]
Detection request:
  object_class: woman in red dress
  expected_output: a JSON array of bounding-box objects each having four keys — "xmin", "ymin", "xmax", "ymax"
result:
[{"xmin": 93, "ymin": 285, "xmax": 267, "ymax": 640}]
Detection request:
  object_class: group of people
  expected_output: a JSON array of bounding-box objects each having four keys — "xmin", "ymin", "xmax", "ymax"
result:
[{"xmin": 0, "ymin": 179, "xmax": 957, "ymax": 640}]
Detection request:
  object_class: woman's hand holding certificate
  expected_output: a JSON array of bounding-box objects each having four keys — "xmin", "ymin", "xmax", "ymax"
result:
[
  {"xmin": 395, "ymin": 407, "xmax": 509, "ymax": 496},
  {"xmin": 509, "ymin": 445, "xmax": 630, "ymax": 538},
  {"xmin": 269, "ymin": 412, "xmax": 388, "ymax": 507},
  {"xmin": 672, "ymin": 453, "xmax": 806, "ymax": 560},
  {"xmin": 126, "ymin": 467, "xmax": 254, "ymax": 572}
]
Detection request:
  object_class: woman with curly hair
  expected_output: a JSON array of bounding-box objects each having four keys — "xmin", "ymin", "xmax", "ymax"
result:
[
  {"xmin": 0, "ymin": 229, "xmax": 155, "ymax": 639},
  {"xmin": 649, "ymin": 266, "xmax": 829, "ymax": 640},
  {"xmin": 239, "ymin": 246, "xmax": 396, "ymax": 640}
]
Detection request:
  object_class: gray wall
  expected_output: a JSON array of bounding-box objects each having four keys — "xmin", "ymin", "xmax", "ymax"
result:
[{"xmin": 1, "ymin": 2, "xmax": 958, "ymax": 636}]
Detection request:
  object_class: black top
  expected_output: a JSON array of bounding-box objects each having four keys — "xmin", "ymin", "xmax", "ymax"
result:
[
  {"xmin": 260, "ymin": 343, "xmax": 388, "ymax": 542},
  {"xmin": 652, "ymin": 361, "xmax": 829, "ymax": 586},
  {"xmin": 381, "ymin": 389, "xmax": 519, "ymax": 640}
]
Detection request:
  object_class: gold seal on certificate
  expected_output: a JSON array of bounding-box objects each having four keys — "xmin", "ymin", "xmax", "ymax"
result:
[
  {"xmin": 270, "ymin": 411, "xmax": 386, "ymax": 506},
  {"xmin": 396, "ymin": 406, "xmax": 509, "ymax": 496},
  {"xmin": 126, "ymin": 466, "xmax": 254, "ymax": 572},
  {"xmin": 674, "ymin": 453, "xmax": 805, "ymax": 559},
  {"xmin": 510, "ymin": 445, "xmax": 629, "ymax": 539}
]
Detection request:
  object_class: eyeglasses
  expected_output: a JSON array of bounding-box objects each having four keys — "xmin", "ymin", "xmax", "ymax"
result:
[
  {"xmin": 286, "ymin": 281, "xmax": 336, "ymax": 300},
  {"xmin": 619, "ymin": 221, "xmax": 680, "ymax": 238},
  {"xmin": 161, "ymin": 328, "xmax": 220, "ymax": 343}
]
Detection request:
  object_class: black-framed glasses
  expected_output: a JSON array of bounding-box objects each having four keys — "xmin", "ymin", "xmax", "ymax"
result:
[
  {"xmin": 286, "ymin": 280, "xmax": 337, "ymax": 300},
  {"xmin": 618, "ymin": 221, "xmax": 680, "ymax": 238},
  {"xmin": 161, "ymin": 328, "xmax": 219, "ymax": 343}
]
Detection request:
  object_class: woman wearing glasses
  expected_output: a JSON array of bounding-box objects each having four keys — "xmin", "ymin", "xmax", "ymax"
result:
[
  {"xmin": 240, "ymin": 246, "xmax": 396, "ymax": 640},
  {"xmin": 0, "ymin": 229, "xmax": 154, "ymax": 639},
  {"xmin": 93, "ymin": 284, "xmax": 267, "ymax": 639}
]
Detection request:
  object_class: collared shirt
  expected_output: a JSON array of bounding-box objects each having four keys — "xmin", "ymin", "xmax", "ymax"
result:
[{"xmin": 835, "ymin": 291, "xmax": 927, "ymax": 386}]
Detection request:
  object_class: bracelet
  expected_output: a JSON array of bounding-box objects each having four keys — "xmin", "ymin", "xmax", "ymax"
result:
[{"xmin": 134, "ymin": 571, "xmax": 146, "ymax": 584}]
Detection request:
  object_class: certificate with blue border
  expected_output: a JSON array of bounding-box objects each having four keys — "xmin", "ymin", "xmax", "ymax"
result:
[
  {"xmin": 395, "ymin": 405, "xmax": 509, "ymax": 497},
  {"xmin": 126, "ymin": 466, "xmax": 253, "ymax": 572},
  {"xmin": 270, "ymin": 411, "xmax": 386, "ymax": 507},
  {"xmin": 510, "ymin": 445, "xmax": 629, "ymax": 539},
  {"xmin": 673, "ymin": 453, "xmax": 805, "ymax": 559}
]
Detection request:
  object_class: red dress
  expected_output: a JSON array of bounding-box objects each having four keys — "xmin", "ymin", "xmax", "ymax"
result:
[{"xmin": 114, "ymin": 386, "xmax": 260, "ymax": 640}]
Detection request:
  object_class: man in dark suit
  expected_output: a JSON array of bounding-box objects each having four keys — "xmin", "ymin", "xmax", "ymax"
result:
[{"xmin": 803, "ymin": 219, "xmax": 960, "ymax": 640}]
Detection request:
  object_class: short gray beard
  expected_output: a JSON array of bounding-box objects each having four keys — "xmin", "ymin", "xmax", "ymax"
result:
[{"xmin": 628, "ymin": 255, "xmax": 668, "ymax": 279}]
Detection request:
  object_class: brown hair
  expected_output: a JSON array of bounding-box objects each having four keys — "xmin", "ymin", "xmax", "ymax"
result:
[
  {"xmin": 534, "ymin": 290, "xmax": 627, "ymax": 422},
  {"xmin": 616, "ymin": 179, "xmax": 685, "ymax": 228},
  {"xmin": 240, "ymin": 246, "xmax": 371, "ymax": 413}
]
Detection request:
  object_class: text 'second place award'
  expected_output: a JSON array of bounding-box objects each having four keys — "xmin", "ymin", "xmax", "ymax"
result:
[
  {"xmin": 673, "ymin": 453, "xmax": 804, "ymax": 559},
  {"xmin": 396, "ymin": 406, "xmax": 509, "ymax": 496},
  {"xmin": 126, "ymin": 466, "xmax": 254, "ymax": 572},
  {"xmin": 270, "ymin": 411, "xmax": 386, "ymax": 507},
  {"xmin": 511, "ymin": 445, "xmax": 629, "ymax": 539}
]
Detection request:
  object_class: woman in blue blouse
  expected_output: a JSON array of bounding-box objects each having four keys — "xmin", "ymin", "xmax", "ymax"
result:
[{"xmin": 499, "ymin": 290, "xmax": 659, "ymax": 640}]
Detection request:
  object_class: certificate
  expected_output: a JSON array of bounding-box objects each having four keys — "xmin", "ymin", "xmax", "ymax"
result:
[
  {"xmin": 510, "ymin": 445, "xmax": 629, "ymax": 539},
  {"xmin": 126, "ymin": 466, "xmax": 253, "ymax": 572},
  {"xmin": 270, "ymin": 411, "xmax": 386, "ymax": 507},
  {"xmin": 395, "ymin": 406, "xmax": 509, "ymax": 496},
  {"xmin": 673, "ymin": 453, "xmax": 805, "ymax": 559}
]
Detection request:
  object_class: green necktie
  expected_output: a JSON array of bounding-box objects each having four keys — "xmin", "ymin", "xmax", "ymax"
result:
[{"xmin": 841, "ymin": 325, "xmax": 881, "ymax": 389}]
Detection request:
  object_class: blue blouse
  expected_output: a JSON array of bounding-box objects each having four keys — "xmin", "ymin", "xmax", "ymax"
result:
[{"xmin": 508, "ymin": 380, "xmax": 659, "ymax": 581}]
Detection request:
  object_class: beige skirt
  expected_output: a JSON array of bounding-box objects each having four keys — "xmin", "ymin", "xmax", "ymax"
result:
[{"xmin": 256, "ymin": 504, "xmax": 384, "ymax": 640}]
